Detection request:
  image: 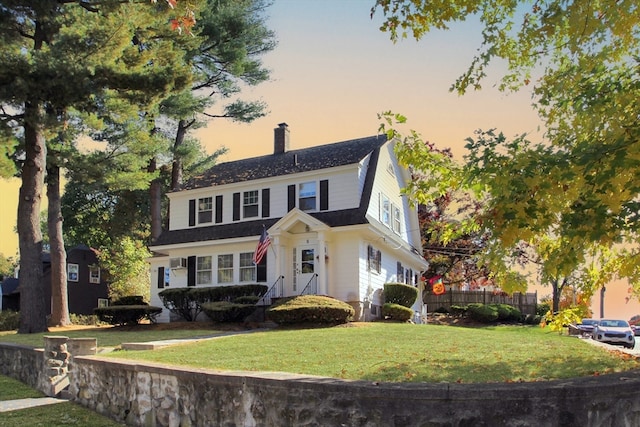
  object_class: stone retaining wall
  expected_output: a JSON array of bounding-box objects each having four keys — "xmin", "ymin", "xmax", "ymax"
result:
[{"xmin": 2, "ymin": 340, "xmax": 640, "ymax": 426}]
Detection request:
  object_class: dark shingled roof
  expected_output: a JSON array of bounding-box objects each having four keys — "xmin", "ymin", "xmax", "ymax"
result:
[
  {"xmin": 152, "ymin": 137, "xmax": 384, "ymax": 248},
  {"xmin": 152, "ymin": 208, "xmax": 370, "ymax": 247},
  {"xmin": 182, "ymin": 134, "xmax": 387, "ymax": 190}
]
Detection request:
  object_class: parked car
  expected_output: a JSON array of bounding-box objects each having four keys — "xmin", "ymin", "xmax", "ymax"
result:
[
  {"xmin": 629, "ymin": 315, "xmax": 640, "ymax": 336},
  {"xmin": 592, "ymin": 319, "xmax": 636, "ymax": 349},
  {"xmin": 577, "ymin": 319, "xmax": 599, "ymax": 337}
]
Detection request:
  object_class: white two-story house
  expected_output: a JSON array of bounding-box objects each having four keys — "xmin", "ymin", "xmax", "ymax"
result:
[{"xmin": 148, "ymin": 123, "xmax": 428, "ymax": 322}]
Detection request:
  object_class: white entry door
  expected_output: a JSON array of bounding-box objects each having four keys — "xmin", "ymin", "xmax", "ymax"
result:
[{"xmin": 294, "ymin": 245, "xmax": 316, "ymax": 294}]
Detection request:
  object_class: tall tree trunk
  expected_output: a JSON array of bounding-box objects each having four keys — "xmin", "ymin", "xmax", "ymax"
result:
[
  {"xmin": 149, "ymin": 157, "xmax": 163, "ymax": 242},
  {"xmin": 170, "ymin": 119, "xmax": 188, "ymax": 191},
  {"xmin": 18, "ymin": 100, "xmax": 48, "ymax": 333},
  {"xmin": 164, "ymin": 119, "xmax": 190, "ymax": 232},
  {"xmin": 47, "ymin": 162, "xmax": 70, "ymax": 326}
]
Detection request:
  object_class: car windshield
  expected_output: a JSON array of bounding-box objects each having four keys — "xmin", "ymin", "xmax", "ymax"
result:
[
  {"xmin": 582, "ymin": 319, "xmax": 597, "ymax": 325},
  {"xmin": 600, "ymin": 320, "xmax": 629, "ymax": 328}
]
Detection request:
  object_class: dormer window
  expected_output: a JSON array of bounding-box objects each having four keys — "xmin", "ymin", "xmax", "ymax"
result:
[
  {"xmin": 198, "ymin": 197, "xmax": 213, "ymax": 223},
  {"xmin": 299, "ymin": 182, "xmax": 316, "ymax": 211}
]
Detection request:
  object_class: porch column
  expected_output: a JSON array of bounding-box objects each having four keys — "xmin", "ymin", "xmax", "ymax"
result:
[
  {"xmin": 317, "ymin": 232, "xmax": 327, "ymax": 295},
  {"xmin": 272, "ymin": 235, "xmax": 284, "ymax": 297}
]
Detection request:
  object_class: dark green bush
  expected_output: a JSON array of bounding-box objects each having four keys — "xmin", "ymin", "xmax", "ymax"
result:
[
  {"xmin": 524, "ymin": 314, "xmax": 542, "ymax": 325},
  {"xmin": 382, "ymin": 303, "xmax": 414, "ymax": 322},
  {"xmin": 495, "ymin": 304, "xmax": 522, "ymax": 322},
  {"xmin": 267, "ymin": 295, "xmax": 354, "ymax": 325},
  {"xmin": 158, "ymin": 288, "xmax": 202, "ymax": 321},
  {"xmin": 383, "ymin": 283, "xmax": 418, "ymax": 308},
  {"xmin": 0, "ymin": 310, "xmax": 19, "ymax": 331},
  {"xmin": 467, "ymin": 304, "xmax": 499, "ymax": 323},
  {"xmin": 233, "ymin": 295, "xmax": 261, "ymax": 305},
  {"xmin": 536, "ymin": 302, "xmax": 551, "ymax": 317},
  {"xmin": 202, "ymin": 301, "xmax": 257, "ymax": 323},
  {"xmin": 433, "ymin": 306, "xmax": 449, "ymax": 314},
  {"xmin": 94, "ymin": 305, "xmax": 162, "ymax": 326},
  {"xmin": 159, "ymin": 285, "xmax": 268, "ymax": 321},
  {"xmin": 112, "ymin": 296, "xmax": 146, "ymax": 306},
  {"xmin": 450, "ymin": 305, "xmax": 467, "ymax": 317}
]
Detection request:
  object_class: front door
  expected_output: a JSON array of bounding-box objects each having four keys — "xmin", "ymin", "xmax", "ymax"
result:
[{"xmin": 294, "ymin": 245, "xmax": 316, "ymax": 294}]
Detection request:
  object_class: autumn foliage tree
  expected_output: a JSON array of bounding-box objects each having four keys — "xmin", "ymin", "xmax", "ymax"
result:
[{"xmin": 372, "ymin": 1, "xmax": 640, "ymax": 302}]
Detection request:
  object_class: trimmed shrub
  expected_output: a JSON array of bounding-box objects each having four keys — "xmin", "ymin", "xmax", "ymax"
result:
[
  {"xmin": 0, "ymin": 310, "xmax": 19, "ymax": 331},
  {"xmin": 495, "ymin": 304, "xmax": 522, "ymax": 322},
  {"xmin": 159, "ymin": 285, "xmax": 269, "ymax": 322},
  {"xmin": 524, "ymin": 314, "xmax": 542, "ymax": 325},
  {"xmin": 450, "ymin": 305, "xmax": 467, "ymax": 317},
  {"xmin": 234, "ymin": 295, "xmax": 261, "ymax": 305},
  {"xmin": 158, "ymin": 288, "xmax": 201, "ymax": 321},
  {"xmin": 94, "ymin": 305, "xmax": 162, "ymax": 326},
  {"xmin": 382, "ymin": 303, "xmax": 414, "ymax": 322},
  {"xmin": 433, "ymin": 306, "xmax": 449, "ymax": 314},
  {"xmin": 112, "ymin": 296, "xmax": 146, "ymax": 306},
  {"xmin": 202, "ymin": 301, "xmax": 257, "ymax": 323},
  {"xmin": 467, "ymin": 304, "xmax": 499, "ymax": 323},
  {"xmin": 384, "ymin": 283, "xmax": 418, "ymax": 308},
  {"xmin": 267, "ymin": 295, "xmax": 354, "ymax": 325}
]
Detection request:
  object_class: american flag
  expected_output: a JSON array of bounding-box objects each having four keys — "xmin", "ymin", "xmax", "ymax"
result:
[{"xmin": 252, "ymin": 228, "xmax": 271, "ymax": 264}]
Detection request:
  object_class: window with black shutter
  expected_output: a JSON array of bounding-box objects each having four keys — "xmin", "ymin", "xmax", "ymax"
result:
[
  {"xmin": 188, "ymin": 199, "xmax": 196, "ymax": 226},
  {"xmin": 233, "ymin": 192, "xmax": 240, "ymax": 221},
  {"xmin": 320, "ymin": 179, "xmax": 329, "ymax": 211},
  {"xmin": 256, "ymin": 255, "xmax": 267, "ymax": 282},
  {"xmin": 262, "ymin": 188, "xmax": 270, "ymax": 218},
  {"xmin": 157, "ymin": 266, "xmax": 165, "ymax": 289},
  {"xmin": 287, "ymin": 185, "xmax": 295, "ymax": 211},
  {"xmin": 187, "ymin": 256, "xmax": 196, "ymax": 286},
  {"xmin": 215, "ymin": 195, "xmax": 223, "ymax": 223}
]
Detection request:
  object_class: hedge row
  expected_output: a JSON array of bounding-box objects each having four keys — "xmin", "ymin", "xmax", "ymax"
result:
[
  {"xmin": 94, "ymin": 305, "xmax": 162, "ymax": 326},
  {"xmin": 158, "ymin": 284, "xmax": 268, "ymax": 322}
]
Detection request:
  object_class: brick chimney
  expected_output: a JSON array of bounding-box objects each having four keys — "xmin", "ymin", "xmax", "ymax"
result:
[{"xmin": 274, "ymin": 123, "xmax": 290, "ymax": 154}]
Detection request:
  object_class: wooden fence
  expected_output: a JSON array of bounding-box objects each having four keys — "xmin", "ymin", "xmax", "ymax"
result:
[{"xmin": 423, "ymin": 290, "xmax": 538, "ymax": 315}]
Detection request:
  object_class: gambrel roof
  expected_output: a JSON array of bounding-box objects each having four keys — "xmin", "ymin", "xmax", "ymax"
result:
[
  {"xmin": 182, "ymin": 134, "xmax": 387, "ymax": 190},
  {"xmin": 152, "ymin": 135, "xmax": 385, "ymax": 248}
]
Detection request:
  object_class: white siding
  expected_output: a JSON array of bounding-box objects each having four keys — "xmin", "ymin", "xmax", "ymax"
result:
[{"xmin": 167, "ymin": 165, "xmax": 362, "ymax": 232}]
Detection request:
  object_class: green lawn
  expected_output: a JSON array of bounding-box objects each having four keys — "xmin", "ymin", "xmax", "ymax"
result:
[
  {"xmin": 106, "ymin": 323, "xmax": 640, "ymax": 383},
  {"xmin": 0, "ymin": 375, "xmax": 124, "ymax": 426},
  {"xmin": 0, "ymin": 375, "xmax": 44, "ymax": 400},
  {"xmin": 0, "ymin": 324, "xmax": 224, "ymax": 348}
]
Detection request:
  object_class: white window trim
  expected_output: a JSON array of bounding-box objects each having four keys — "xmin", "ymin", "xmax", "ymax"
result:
[
  {"xmin": 217, "ymin": 254, "xmax": 234, "ymax": 284},
  {"xmin": 298, "ymin": 181, "xmax": 317, "ymax": 211},
  {"xmin": 89, "ymin": 265, "xmax": 100, "ymax": 284},
  {"xmin": 68, "ymin": 263, "xmax": 79, "ymax": 282},
  {"xmin": 243, "ymin": 190, "xmax": 259, "ymax": 219},
  {"xmin": 380, "ymin": 193, "xmax": 391, "ymax": 227},
  {"xmin": 198, "ymin": 197, "xmax": 213, "ymax": 224},
  {"xmin": 196, "ymin": 255, "xmax": 212, "ymax": 285},
  {"xmin": 392, "ymin": 204, "xmax": 401, "ymax": 234},
  {"xmin": 239, "ymin": 252, "xmax": 256, "ymax": 282}
]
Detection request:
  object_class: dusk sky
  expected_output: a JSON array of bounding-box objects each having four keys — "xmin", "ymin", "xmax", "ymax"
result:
[{"xmin": 1, "ymin": 0, "xmax": 638, "ymax": 319}]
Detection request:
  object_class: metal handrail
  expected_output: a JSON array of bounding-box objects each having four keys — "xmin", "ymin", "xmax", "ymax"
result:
[
  {"xmin": 257, "ymin": 275, "xmax": 284, "ymax": 306},
  {"xmin": 300, "ymin": 273, "xmax": 318, "ymax": 296}
]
